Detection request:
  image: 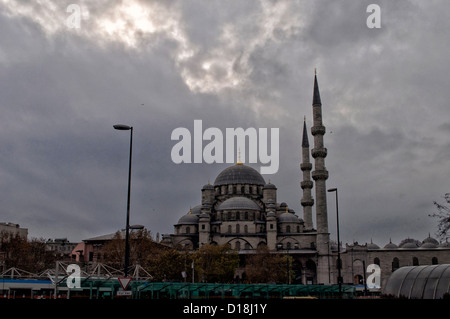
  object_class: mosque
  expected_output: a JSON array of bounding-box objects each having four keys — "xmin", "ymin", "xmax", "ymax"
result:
[{"xmin": 161, "ymin": 73, "xmax": 450, "ymax": 288}]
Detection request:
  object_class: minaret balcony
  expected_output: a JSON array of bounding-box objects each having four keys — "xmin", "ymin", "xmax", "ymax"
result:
[
  {"xmin": 312, "ymin": 169, "xmax": 329, "ymax": 181},
  {"xmin": 311, "ymin": 125, "xmax": 326, "ymax": 136},
  {"xmin": 311, "ymin": 147, "xmax": 327, "ymax": 158},
  {"xmin": 301, "ymin": 180, "xmax": 314, "ymax": 189},
  {"xmin": 300, "ymin": 163, "xmax": 313, "ymax": 171},
  {"xmin": 301, "ymin": 198, "xmax": 314, "ymax": 207}
]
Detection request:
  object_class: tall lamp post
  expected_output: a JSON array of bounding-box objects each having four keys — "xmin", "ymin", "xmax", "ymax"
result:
[
  {"xmin": 114, "ymin": 124, "xmax": 133, "ymax": 277},
  {"xmin": 328, "ymin": 187, "xmax": 342, "ymax": 298}
]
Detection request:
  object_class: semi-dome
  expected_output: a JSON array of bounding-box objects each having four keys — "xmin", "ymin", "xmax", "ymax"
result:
[
  {"xmin": 217, "ymin": 197, "xmax": 261, "ymax": 211},
  {"xmin": 278, "ymin": 212, "xmax": 300, "ymax": 223},
  {"xmin": 214, "ymin": 164, "xmax": 265, "ymax": 186},
  {"xmin": 177, "ymin": 212, "xmax": 199, "ymax": 225},
  {"xmin": 177, "ymin": 205, "xmax": 201, "ymax": 225}
]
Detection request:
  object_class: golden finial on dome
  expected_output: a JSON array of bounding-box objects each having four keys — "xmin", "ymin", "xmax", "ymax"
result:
[{"xmin": 236, "ymin": 148, "xmax": 243, "ymax": 165}]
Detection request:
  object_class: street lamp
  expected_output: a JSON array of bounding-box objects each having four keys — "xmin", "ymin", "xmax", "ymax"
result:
[
  {"xmin": 328, "ymin": 187, "xmax": 342, "ymax": 298},
  {"xmin": 114, "ymin": 124, "xmax": 133, "ymax": 277}
]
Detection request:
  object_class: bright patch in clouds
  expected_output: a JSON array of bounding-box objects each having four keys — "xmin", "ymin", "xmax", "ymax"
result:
[{"xmin": 0, "ymin": 0, "xmax": 306, "ymax": 95}]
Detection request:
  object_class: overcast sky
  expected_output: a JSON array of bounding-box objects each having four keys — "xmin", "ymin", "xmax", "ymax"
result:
[{"xmin": 0, "ymin": 0, "xmax": 448, "ymax": 247}]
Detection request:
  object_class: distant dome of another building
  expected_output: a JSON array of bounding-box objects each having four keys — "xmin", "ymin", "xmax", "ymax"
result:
[
  {"xmin": 217, "ymin": 197, "xmax": 261, "ymax": 211},
  {"xmin": 399, "ymin": 238, "xmax": 420, "ymax": 249},
  {"xmin": 214, "ymin": 164, "xmax": 265, "ymax": 186},
  {"xmin": 367, "ymin": 241, "xmax": 380, "ymax": 250},
  {"xmin": 384, "ymin": 240, "xmax": 398, "ymax": 249},
  {"xmin": 420, "ymin": 235, "xmax": 439, "ymax": 248}
]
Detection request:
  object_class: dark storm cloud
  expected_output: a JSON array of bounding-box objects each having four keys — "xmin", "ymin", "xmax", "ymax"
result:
[{"xmin": 0, "ymin": 0, "xmax": 448, "ymax": 247}]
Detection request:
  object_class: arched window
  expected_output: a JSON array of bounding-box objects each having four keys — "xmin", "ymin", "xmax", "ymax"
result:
[
  {"xmin": 228, "ymin": 225, "xmax": 232, "ymax": 233},
  {"xmin": 244, "ymin": 211, "xmax": 249, "ymax": 220},
  {"xmin": 235, "ymin": 241, "xmax": 241, "ymax": 250},
  {"xmin": 354, "ymin": 275, "xmax": 363, "ymax": 285},
  {"xmin": 286, "ymin": 225, "xmax": 291, "ymax": 233},
  {"xmin": 244, "ymin": 225, "xmax": 248, "ymax": 233},
  {"xmin": 392, "ymin": 257, "xmax": 400, "ymax": 271},
  {"xmin": 412, "ymin": 257, "xmax": 419, "ymax": 266},
  {"xmin": 432, "ymin": 257, "xmax": 438, "ymax": 265},
  {"xmin": 236, "ymin": 224, "xmax": 240, "ymax": 233},
  {"xmin": 287, "ymin": 242, "xmax": 291, "ymax": 250},
  {"xmin": 374, "ymin": 257, "xmax": 380, "ymax": 266},
  {"xmin": 186, "ymin": 227, "xmax": 190, "ymax": 234}
]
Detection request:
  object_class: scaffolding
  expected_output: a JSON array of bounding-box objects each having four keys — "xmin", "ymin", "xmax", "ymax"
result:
[{"xmin": 1, "ymin": 262, "xmax": 355, "ymax": 299}]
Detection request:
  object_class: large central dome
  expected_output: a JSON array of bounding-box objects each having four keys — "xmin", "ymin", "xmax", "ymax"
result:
[{"xmin": 214, "ymin": 163, "xmax": 265, "ymax": 186}]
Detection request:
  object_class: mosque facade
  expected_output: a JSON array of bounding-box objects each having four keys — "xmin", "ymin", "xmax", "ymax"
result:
[{"xmin": 161, "ymin": 74, "xmax": 450, "ymax": 288}]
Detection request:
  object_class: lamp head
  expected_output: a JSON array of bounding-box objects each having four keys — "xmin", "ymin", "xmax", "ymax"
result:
[{"xmin": 113, "ymin": 124, "xmax": 132, "ymax": 130}]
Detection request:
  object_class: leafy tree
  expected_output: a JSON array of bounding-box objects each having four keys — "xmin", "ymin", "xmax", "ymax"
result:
[
  {"xmin": 429, "ymin": 193, "xmax": 450, "ymax": 241},
  {"xmin": 193, "ymin": 244, "xmax": 239, "ymax": 283},
  {"xmin": 147, "ymin": 248, "xmax": 186, "ymax": 282},
  {"xmin": 0, "ymin": 234, "xmax": 55, "ymax": 273},
  {"xmin": 243, "ymin": 246, "xmax": 290, "ymax": 284},
  {"xmin": 99, "ymin": 229, "xmax": 155, "ymax": 269}
]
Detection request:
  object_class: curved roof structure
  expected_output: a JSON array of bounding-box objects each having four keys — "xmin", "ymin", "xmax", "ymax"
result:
[
  {"xmin": 278, "ymin": 212, "xmax": 300, "ymax": 223},
  {"xmin": 214, "ymin": 164, "xmax": 265, "ymax": 186},
  {"xmin": 216, "ymin": 197, "xmax": 261, "ymax": 211},
  {"xmin": 383, "ymin": 264, "xmax": 450, "ymax": 299}
]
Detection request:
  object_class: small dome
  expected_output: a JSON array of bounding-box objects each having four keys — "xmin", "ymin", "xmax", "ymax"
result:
[
  {"xmin": 217, "ymin": 197, "xmax": 261, "ymax": 211},
  {"xmin": 384, "ymin": 240, "xmax": 398, "ymax": 249},
  {"xmin": 278, "ymin": 212, "xmax": 300, "ymax": 223},
  {"xmin": 367, "ymin": 242, "xmax": 380, "ymax": 250},
  {"xmin": 421, "ymin": 235, "xmax": 439, "ymax": 248},
  {"xmin": 263, "ymin": 182, "xmax": 277, "ymax": 189},
  {"xmin": 202, "ymin": 183, "xmax": 214, "ymax": 190},
  {"xmin": 420, "ymin": 236, "xmax": 439, "ymax": 248},
  {"xmin": 399, "ymin": 238, "xmax": 420, "ymax": 249}
]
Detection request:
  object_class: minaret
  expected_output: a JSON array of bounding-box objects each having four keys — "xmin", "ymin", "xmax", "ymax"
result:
[
  {"xmin": 310, "ymin": 70, "xmax": 330, "ymax": 284},
  {"xmin": 300, "ymin": 117, "xmax": 314, "ymax": 230}
]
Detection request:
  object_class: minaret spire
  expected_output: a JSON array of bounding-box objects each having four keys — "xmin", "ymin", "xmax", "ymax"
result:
[
  {"xmin": 313, "ymin": 72, "xmax": 322, "ymax": 106},
  {"xmin": 300, "ymin": 116, "xmax": 314, "ymax": 230},
  {"xmin": 310, "ymin": 71, "xmax": 330, "ymax": 284}
]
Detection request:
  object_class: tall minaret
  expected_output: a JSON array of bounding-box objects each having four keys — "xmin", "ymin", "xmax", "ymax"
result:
[
  {"xmin": 310, "ymin": 71, "xmax": 330, "ymax": 284},
  {"xmin": 300, "ymin": 117, "xmax": 314, "ymax": 230}
]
